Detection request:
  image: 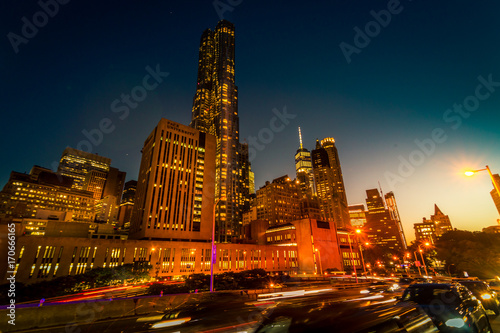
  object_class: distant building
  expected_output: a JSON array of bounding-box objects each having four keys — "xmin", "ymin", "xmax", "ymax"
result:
[
  {"xmin": 364, "ymin": 188, "xmax": 406, "ymax": 251},
  {"xmin": 121, "ymin": 180, "xmax": 138, "ymax": 203},
  {"xmin": 295, "ymin": 127, "xmax": 314, "ymax": 197},
  {"xmin": 414, "ymin": 204, "xmax": 453, "ymax": 244},
  {"xmin": 118, "ymin": 180, "xmax": 137, "ymax": 228},
  {"xmin": 385, "ymin": 192, "xmax": 407, "ymax": 250},
  {"xmin": 414, "ymin": 219, "xmax": 438, "ymax": 244},
  {"xmin": 129, "ymin": 118, "xmax": 216, "ymax": 242},
  {"xmin": 256, "ymin": 175, "xmax": 302, "ymax": 226},
  {"xmin": 0, "ymin": 166, "xmax": 94, "ymax": 222},
  {"xmin": 57, "ymin": 147, "xmax": 111, "ymax": 190},
  {"xmin": 312, "ymin": 138, "xmax": 350, "ymax": 228}
]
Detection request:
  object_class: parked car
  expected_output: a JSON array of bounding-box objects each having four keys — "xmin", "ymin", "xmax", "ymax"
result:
[
  {"xmin": 455, "ymin": 279, "xmax": 500, "ymax": 315},
  {"xmin": 400, "ymin": 283, "xmax": 492, "ymax": 333}
]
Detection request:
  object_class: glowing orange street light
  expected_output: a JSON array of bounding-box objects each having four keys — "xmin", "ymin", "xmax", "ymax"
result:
[{"xmin": 465, "ymin": 165, "xmax": 500, "ymax": 199}]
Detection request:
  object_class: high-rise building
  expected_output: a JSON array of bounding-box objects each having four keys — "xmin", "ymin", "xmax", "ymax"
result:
[
  {"xmin": 414, "ymin": 204, "xmax": 453, "ymax": 244},
  {"xmin": 312, "ymin": 138, "xmax": 350, "ymax": 228},
  {"xmin": 0, "ymin": 166, "xmax": 94, "ymax": 222},
  {"xmin": 490, "ymin": 174, "xmax": 500, "ymax": 215},
  {"xmin": 295, "ymin": 127, "xmax": 314, "ymax": 197},
  {"xmin": 118, "ymin": 180, "xmax": 137, "ymax": 228},
  {"xmin": 57, "ymin": 147, "xmax": 111, "ymax": 190},
  {"xmin": 121, "ymin": 180, "xmax": 137, "ymax": 204},
  {"xmin": 190, "ymin": 20, "xmax": 251, "ymax": 242},
  {"xmin": 129, "ymin": 118, "xmax": 216, "ymax": 241},
  {"xmin": 256, "ymin": 175, "xmax": 302, "ymax": 226},
  {"xmin": 385, "ymin": 191, "xmax": 407, "ymax": 250},
  {"xmin": 364, "ymin": 188, "xmax": 405, "ymax": 251}
]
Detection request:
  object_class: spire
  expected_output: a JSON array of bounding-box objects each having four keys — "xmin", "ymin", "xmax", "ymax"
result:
[
  {"xmin": 434, "ymin": 204, "xmax": 443, "ymax": 215},
  {"xmin": 315, "ymin": 139, "xmax": 321, "ymax": 149},
  {"xmin": 298, "ymin": 127, "xmax": 303, "ymax": 149}
]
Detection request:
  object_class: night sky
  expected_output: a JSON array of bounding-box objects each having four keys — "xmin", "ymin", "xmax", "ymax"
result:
[{"xmin": 2, "ymin": 0, "xmax": 500, "ymax": 241}]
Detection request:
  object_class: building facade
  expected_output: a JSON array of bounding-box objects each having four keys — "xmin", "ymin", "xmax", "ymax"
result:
[
  {"xmin": 295, "ymin": 127, "xmax": 314, "ymax": 197},
  {"xmin": 414, "ymin": 204, "xmax": 453, "ymax": 244},
  {"xmin": 190, "ymin": 20, "xmax": 251, "ymax": 242},
  {"xmin": 0, "ymin": 166, "xmax": 95, "ymax": 222},
  {"xmin": 364, "ymin": 189, "xmax": 405, "ymax": 251},
  {"xmin": 312, "ymin": 138, "xmax": 350, "ymax": 228},
  {"xmin": 57, "ymin": 147, "xmax": 111, "ymax": 191},
  {"xmin": 255, "ymin": 175, "xmax": 302, "ymax": 226},
  {"xmin": 129, "ymin": 118, "xmax": 216, "ymax": 242}
]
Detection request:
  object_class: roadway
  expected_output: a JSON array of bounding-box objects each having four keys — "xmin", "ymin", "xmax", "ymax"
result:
[{"xmin": 9, "ymin": 286, "xmax": 500, "ymax": 333}]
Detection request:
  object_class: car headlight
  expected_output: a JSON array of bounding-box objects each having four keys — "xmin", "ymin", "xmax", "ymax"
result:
[
  {"xmin": 445, "ymin": 318, "xmax": 466, "ymax": 328},
  {"xmin": 481, "ymin": 293, "xmax": 492, "ymax": 300}
]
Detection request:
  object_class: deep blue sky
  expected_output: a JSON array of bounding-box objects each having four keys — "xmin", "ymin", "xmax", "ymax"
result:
[{"xmin": 2, "ymin": 0, "xmax": 500, "ymax": 241}]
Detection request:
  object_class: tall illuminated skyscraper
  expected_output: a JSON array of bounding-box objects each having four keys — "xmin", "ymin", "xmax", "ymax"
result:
[
  {"xmin": 190, "ymin": 20, "xmax": 251, "ymax": 242},
  {"xmin": 312, "ymin": 138, "xmax": 350, "ymax": 228},
  {"xmin": 294, "ymin": 127, "xmax": 314, "ymax": 197}
]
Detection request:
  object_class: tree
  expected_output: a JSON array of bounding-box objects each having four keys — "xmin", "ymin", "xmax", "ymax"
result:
[{"xmin": 435, "ymin": 230, "xmax": 500, "ymax": 278}]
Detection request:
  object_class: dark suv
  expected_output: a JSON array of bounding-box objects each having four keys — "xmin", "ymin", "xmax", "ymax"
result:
[{"xmin": 400, "ymin": 283, "xmax": 492, "ymax": 332}]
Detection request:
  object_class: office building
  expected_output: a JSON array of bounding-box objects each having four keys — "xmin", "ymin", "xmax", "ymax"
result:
[
  {"xmin": 255, "ymin": 175, "xmax": 302, "ymax": 226},
  {"xmin": 118, "ymin": 180, "xmax": 137, "ymax": 228},
  {"xmin": 364, "ymin": 188, "xmax": 405, "ymax": 251},
  {"xmin": 385, "ymin": 191, "xmax": 407, "ymax": 250},
  {"xmin": 312, "ymin": 138, "xmax": 350, "ymax": 228},
  {"xmin": 129, "ymin": 118, "xmax": 216, "ymax": 241},
  {"xmin": 0, "ymin": 166, "xmax": 94, "ymax": 222},
  {"xmin": 190, "ymin": 20, "xmax": 251, "ymax": 242},
  {"xmin": 57, "ymin": 147, "xmax": 111, "ymax": 190}
]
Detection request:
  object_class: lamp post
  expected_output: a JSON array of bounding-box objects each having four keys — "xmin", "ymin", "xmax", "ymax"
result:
[
  {"xmin": 465, "ymin": 165, "xmax": 500, "ymax": 198},
  {"xmin": 347, "ymin": 233, "xmax": 358, "ymax": 283},
  {"xmin": 413, "ymin": 251, "xmax": 422, "ymax": 276},
  {"xmin": 211, "ymin": 197, "xmax": 225, "ymax": 293},
  {"xmin": 354, "ymin": 229, "xmax": 367, "ymax": 276},
  {"xmin": 417, "ymin": 241, "xmax": 431, "ymax": 276}
]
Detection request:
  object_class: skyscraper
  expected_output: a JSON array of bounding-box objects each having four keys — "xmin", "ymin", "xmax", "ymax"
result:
[
  {"xmin": 190, "ymin": 20, "xmax": 251, "ymax": 242},
  {"xmin": 385, "ymin": 191, "xmax": 407, "ymax": 250},
  {"xmin": 364, "ymin": 188, "xmax": 405, "ymax": 251},
  {"xmin": 294, "ymin": 127, "xmax": 314, "ymax": 197},
  {"xmin": 312, "ymin": 138, "xmax": 350, "ymax": 228},
  {"xmin": 129, "ymin": 119, "xmax": 216, "ymax": 241}
]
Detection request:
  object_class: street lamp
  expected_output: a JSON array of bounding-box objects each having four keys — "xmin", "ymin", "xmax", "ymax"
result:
[
  {"xmin": 211, "ymin": 197, "xmax": 226, "ymax": 293},
  {"xmin": 418, "ymin": 248, "xmax": 428, "ymax": 276},
  {"xmin": 347, "ymin": 233, "xmax": 358, "ymax": 283},
  {"xmin": 354, "ymin": 229, "xmax": 367, "ymax": 277},
  {"xmin": 465, "ymin": 165, "xmax": 500, "ymax": 198},
  {"xmin": 314, "ymin": 248, "xmax": 322, "ymax": 275}
]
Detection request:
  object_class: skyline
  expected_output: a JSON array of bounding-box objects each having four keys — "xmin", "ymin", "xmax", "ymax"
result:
[{"xmin": 2, "ymin": 1, "xmax": 500, "ymax": 242}]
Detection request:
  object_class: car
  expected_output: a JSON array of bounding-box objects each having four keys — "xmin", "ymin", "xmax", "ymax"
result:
[
  {"xmin": 254, "ymin": 296, "xmax": 439, "ymax": 332},
  {"xmin": 455, "ymin": 280, "xmax": 500, "ymax": 315},
  {"xmin": 400, "ymin": 283, "xmax": 492, "ymax": 333},
  {"xmin": 486, "ymin": 279, "xmax": 500, "ymax": 293}
]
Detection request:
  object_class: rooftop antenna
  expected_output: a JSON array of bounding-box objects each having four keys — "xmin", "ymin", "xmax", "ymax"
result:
[{"xmin": 298, "ymin": 127, "xmax": 303, "ymax": 149}]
